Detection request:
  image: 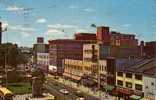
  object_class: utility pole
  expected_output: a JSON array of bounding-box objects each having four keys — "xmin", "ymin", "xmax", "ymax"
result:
[
  {"xmin": 0, "ymin": 22, "xmax": 2, "ymax": 44},
  {"xmin": 0, "ymin": 22, "xmax": 8, "ymax": 87}
]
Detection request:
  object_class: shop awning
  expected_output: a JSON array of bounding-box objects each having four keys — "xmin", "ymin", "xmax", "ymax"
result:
[
  {"xmin": 103, "ymin": 85, "xmax": 115, "ymax": 91},
  {"xmin": 63, "ymin": 73, "xmax": 81, "ymax": 81},
  {"xmin": 116, "ymin": 87, "xmax": 131, "ymax": 95},
  {"xmin": 130, "ymin": 95, "xmax": 141, "ymax": 100}
]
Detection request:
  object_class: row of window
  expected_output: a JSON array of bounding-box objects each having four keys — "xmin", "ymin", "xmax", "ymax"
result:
[
  {"xmin": 84, "ymin": 50, "xmax": 98, "ymax": 54},
  {"xmin": 117, "ymin": 72, "xmax": 142, "ymax": 80},
  {"xmin": 117, "ymin": 80, "xmax": 142, "ymax": 91},
  {"xmin": 65, "ymin": 64, "xmax": 92, "ymax": 71}
]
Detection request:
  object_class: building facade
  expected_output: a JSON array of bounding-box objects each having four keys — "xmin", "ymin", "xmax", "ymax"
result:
[
  {"xmin": 74, "ymin": 33, "xmax": 96, "ymax": 41},
  {"xmin": 33, "ymin": 37, "xmax": 49, "ymax": 66},
  {"xmin": 143, "ymin": 76, "xmax": 156, "ymax": 100},
  {"xmin": 83, "ymin": 44, "xmax": 99, "ymax": 62},
  {"xmin": 63, "ymin": 59, "xmax": 97, "ymax": 81},
  {"xmin": 49, "ymin": 39, "xmax": 96, "ymax": 74},
  {"xmin": 115, "ymin": 58, "xmax": 156, "ymax": 99},
  {"xmin": 143, "ymin": 64, "xmax": 156, "ymax": 100},
  {"xmin": 37, "ymin": 53, "xmax": 49, "ymax": 67},
  {"xmin": 144, "ymin": 41, "xmax": 156, "ymax": 58}
]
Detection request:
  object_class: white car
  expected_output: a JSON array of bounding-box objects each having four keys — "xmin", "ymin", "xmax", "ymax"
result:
[
  {"xmin": 76, "ymin": 97, "xmax": 85, "ymax": 100},
  {"xmin": 59, "ymin": 89, "xmax": 69, "ymax": 95}
]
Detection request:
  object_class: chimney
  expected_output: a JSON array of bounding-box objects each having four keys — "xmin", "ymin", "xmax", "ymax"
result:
[{"xmin": 140, "ymin": 41, "xmax": 144, "ymax": 57}]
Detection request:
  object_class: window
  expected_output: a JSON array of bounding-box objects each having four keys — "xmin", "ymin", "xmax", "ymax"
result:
[
  {"xmin": 145, "ymin": 86, "xmax": 148, "ymax": 89},
  {"xmin": 151, "ymin": 82, "xmax": 154, "ymax": 86},
  {"xmin": 117, "ymin": 72, "xmax": 123, "ymax": 77},
  {"xmin": 126, "ymin": 82, "xmax": 132, "ymax": 88},
  {"xmin": 117, "ymin": 80, "xmax": 123, "ymax": 86},
  {"xmin": 126, "ymin": 73, "xmax": 132, "ymax": 78},
  {"xmin": 135, "ymin": 84, "xmax": 142, "ymax": 91},
  {"xmin": 135, "ymin": 74, "xmax": 142, "ymax": 80}
]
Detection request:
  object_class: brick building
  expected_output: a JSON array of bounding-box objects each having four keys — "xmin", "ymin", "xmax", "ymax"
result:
[
  {"xmin": 144, "ymin": 41, "xmax": 156, "ymax": 58},
  {"xmin": 48, "ymin": 39, "xmax": 96, "ymax": 74},
  {"xmin": 74, "ymin": 33, "xmax": 96, "ymax": 41}
]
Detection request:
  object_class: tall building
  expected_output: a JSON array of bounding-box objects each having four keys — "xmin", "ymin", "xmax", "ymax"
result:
[
  {"xmin": 96, "ymin": 26, "xmax": 110, "ymax": 45},
  {"xmin": 0, "ymin": 22, "xmax": 2, "ymax": 44},
  {"xmin": 144, "ymin": 41, "xmax": 156, "ymax": 58},
  {"xmin": 83, "ymin": 44, "xmax": 99, "ymax": 62},
  {"xmin": 48, "ymin": 39, "xmax": 96, "ymax": 74},
  {"xmin": 33, "ymin": 37, "xmax": 49, "ymax": 66}
]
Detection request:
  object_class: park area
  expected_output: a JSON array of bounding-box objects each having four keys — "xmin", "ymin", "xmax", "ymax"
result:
[{"xmin": 8, "ymin": 82, "xmax": 32, "ymax": 95}]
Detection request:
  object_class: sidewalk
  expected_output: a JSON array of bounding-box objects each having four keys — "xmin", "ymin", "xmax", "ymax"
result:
[
  {"xmin": 13, "ymin": 93, "xmax": 55, "ymax": 100},
  {"xmin": 47, "ymin": 74, "xmax": 116, "ymax": 100}
]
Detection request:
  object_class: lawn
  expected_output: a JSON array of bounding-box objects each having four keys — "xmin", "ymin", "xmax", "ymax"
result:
[{"xmin": 8, "ymin": 82, "xmax": 32, "ymax": 94}]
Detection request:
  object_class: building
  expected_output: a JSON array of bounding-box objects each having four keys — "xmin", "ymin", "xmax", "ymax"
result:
[
  {"xmin": 83, "ymin": 43, "xmax": 99, "ymax": 62},
  {"xmin": 63, "ymin": 59, "xmax": 97, "ymax": 81},
  {"xmin": 37, "ymin": 37, "xmax": 44, "ymax": 43},
  {"xmin": 82, "ymin": 26, "xmax": 140, "ymax": 58},
  {"xmin": 74, "ymin": 33, "xmax": 96, "ymax": 41},
  {"xmin": 97, "ymin": 26, "xmax": 110, "ymax": 45},
  {"xmin": 63, "ymin": 58, "xmax": 116, "ymax": 87},
  {"xmin": 143, "ymin": 59, "xmax": 156, "ymax": 100},
  {"xmin": 111, "ymin": 31, "xmax": 138, "ymax": 47},
  {"xmin": 37, "ymin": 53, "xmax": 49, "ymax": 71},
  {"xmin": 115, "ymin": 58, "xmax": 156, "ymax": 99},
  {"xmin": 48, "ymin": 39, "xmax": 96, "ymax": 74},
  {"xmin": 110, "ymin": 31, "xmax": 139, "ymax": 58},
  {"xmin": 144, "ymin": 41, "xmax": 156, "ymax": 58},
  {"xmin": 33, "ymin": 37, "xmax": 49, "ymax": 66}
]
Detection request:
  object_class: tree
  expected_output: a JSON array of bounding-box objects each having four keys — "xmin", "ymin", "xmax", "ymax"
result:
[
  {"xmin": 90, "ymin": 23, "xmax": 97, "ymax": 28},
  {"xmin": 0, "ymin": 43, "xmax": 28, "ymax": 70}
]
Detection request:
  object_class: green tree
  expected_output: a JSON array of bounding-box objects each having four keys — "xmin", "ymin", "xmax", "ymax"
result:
[{"xmin": 0, "ymin": 43, "xmax": 28, "ymax": 69}]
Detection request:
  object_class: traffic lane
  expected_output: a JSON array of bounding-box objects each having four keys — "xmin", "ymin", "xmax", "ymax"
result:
[
  {"xmin": 45, "ymin": 84, "xmax": 70, "ymax": 100},
  {"xmin": 46, "ymin": 82, "xmax": 78, "ymax": 100},
  {"xmin": 47, "ymin": 78, "xmax": 100, "ymax": 100}
]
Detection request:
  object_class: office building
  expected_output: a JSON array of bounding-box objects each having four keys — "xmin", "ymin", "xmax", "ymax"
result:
[{"xmin": 49, "ymin": 39, "xmax": 96, "ymax": 74}]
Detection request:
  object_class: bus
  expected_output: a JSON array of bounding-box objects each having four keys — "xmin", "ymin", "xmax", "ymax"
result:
[{"xmin": 0, "ymin": 87, "xmax": 13, "ymax": 100}]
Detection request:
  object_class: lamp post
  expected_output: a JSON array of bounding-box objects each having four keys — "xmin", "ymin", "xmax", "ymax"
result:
[{"xmin": 0, "ymin": 22, "xmax": 8, "ymax": 87}]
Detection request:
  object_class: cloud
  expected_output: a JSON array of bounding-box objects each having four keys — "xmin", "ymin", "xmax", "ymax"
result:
[
  {"xmin": 36, "ymin": 18, "xmax": 46, "ymax": 23},
  {"xmin": 121, "ymin": 24, "xmax": 131, "ymax": 28},
  {"xmin": 46, "ymin": 29, "xmax": 63, "ymax": 34},
  {"xmin": 47, "ymin": 24, "xmax": 78, "ymax": 29},
  {"xmin": 20, "ymin": 32, "xmax": 31, "ymax": 37},
  {"xmin": 6, "ymin": 5, "xmax": 24, "ymax": 12},
  {"xmin": 84, "ymin": 8, "xmax": 95, "ymax": 12},
  {"xmin": 45, "ymin": 24, "xmax": 92, "ymax": 39},
  {"xmin": 69, "ymin": 5, "xmax": 79, "ymax": 9},
  {"xmin": 74, "ymin": 28, "xmax": 89, "ymax": 33},
  {"xmin": 9, "ymin": 25, "xmax": 35, "ymax": 37},
  {"xmin": 9, "ymin": 25, "xmax": 35, "ymax": 31}
]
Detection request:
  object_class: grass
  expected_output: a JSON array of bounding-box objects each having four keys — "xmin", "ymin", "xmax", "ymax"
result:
[{"xmin": 8, "ymin": 82, "xmax": 32, "ymax": 94}]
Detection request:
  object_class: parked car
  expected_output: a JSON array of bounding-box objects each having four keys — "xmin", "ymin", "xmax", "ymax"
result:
[
  {"xmin": 59, "ymin": 89, "xmax": 69, "ymax": 95},
  {"xmin": 76, "ymin": 97, "xmax": 85, "ymax": 100}
]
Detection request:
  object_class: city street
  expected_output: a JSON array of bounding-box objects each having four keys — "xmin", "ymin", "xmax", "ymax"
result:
[{"xmin": 46, "ymin": 75, "xmax": 116, "ymax": 100}]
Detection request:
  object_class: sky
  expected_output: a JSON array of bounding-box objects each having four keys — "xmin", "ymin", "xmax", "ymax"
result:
[{"xmin": 0, "ymin": 0, "xmax": 156, "ymax": 47}]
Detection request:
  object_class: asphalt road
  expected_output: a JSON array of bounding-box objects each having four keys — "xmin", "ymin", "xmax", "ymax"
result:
[{"xmin": 45, "ymin": 78, "xmax": 100, "ymax": 100}]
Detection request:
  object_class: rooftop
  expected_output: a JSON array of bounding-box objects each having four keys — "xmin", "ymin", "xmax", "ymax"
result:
[{"xmin": 116, "ymin": 58, "xmax": 156, "ymax": 76}]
